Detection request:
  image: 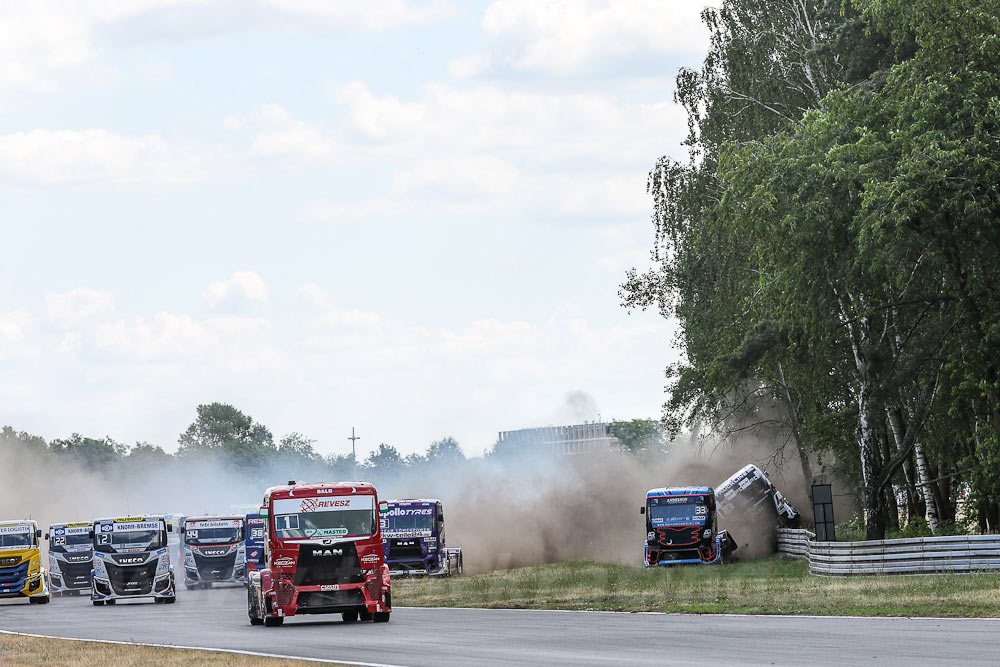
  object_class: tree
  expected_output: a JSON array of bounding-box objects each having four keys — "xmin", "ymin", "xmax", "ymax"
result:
[
  {"xmin": 50, "ymin": 434, "xmax": 127, "ymax": 470},
  {"xmin": 177, "ymin": 403, "xmax": 276, "ymax": 473},
  {"xmin": 609, "ymin": 419, "xmax": 669, "ymax": 456},
  {"xmin": 364, "ymin": 443, "xmax": 404, "ymax": 476},
  {"xmin": 426, "ymin": 437, "xmax": 465, "ymax": 463}
]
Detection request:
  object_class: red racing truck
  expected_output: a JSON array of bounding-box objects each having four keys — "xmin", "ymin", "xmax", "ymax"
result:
[{"xmin": 247, "ymin": 481, "xmax": 391, "ymax": 627}]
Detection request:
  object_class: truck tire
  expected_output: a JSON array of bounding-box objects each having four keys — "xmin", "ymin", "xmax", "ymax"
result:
[
  {"xmin": 263, "ymin": 616, "xmax": 284, "ymax": 627},
  {"xmin": 29, "ymin": 595, "xmax": 50, "ymax": 604},
  {"xmin": 92, "ymin": 600, "xmax": 104, "ymax": 606},
  {"xmin": 105, "ymin": 599, "xmax": 116, "ymax": 605},
  {"xmin": 164, "ymin": 596, "xmax": 176, "ymax": 604},
  {"xmin": 341, "ymin": 610, "xmax": 358, "ymax": 623},
  {"xmin": 373, "ymin": 611, "xmax": 390, "ymax": 623},
  {"xmin": 155, "ymin": 597, "xmax": 165, "ymax": 604},
  {"xmin": 457, "ymin": 553, "xmax": 463, "ymax": 576},
  {"xmin": 248, "ymin": 588, "xmax": 264, "ymax": 625}
]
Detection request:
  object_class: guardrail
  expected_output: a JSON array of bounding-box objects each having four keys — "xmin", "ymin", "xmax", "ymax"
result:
[{"xmin": 776, "ymin": 528, "xmax": 1000, "ymax": 575}]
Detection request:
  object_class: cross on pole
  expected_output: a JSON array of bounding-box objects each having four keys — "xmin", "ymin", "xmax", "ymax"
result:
[{"xmin": 348, "ymin": 427, "xmax": 360, "ymax": 464}]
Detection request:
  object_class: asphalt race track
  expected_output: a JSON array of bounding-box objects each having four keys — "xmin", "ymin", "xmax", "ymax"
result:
[{"xmin": 1, "ymin": 588, "xmax": 997, "ymax": 666}]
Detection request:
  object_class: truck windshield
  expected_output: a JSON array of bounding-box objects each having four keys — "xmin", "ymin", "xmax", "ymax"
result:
[
  {"xmin": 0, "ymin": 527, "xmax": 33, "ymax": 549},
  {"xmin": 94, "ymin": 521, "xmax": 166, "ymax": 552},
  {"xmin": 185, "ymin": 521, "xmax": 243, "ymax": 545},
  {"xmin": 383, "ymin": 509, "xmax": 435, "ymax": 533},
  {"xmin": 272, "ymin": 495, "xmax": 376, "ymax": 540},
  {"xmin": 49, "ymin": 531, "xmax": 92, "ymax": 549},
  {"xmin": 648, "ymin": 497, "xmax": 708, "ymax": 525}
]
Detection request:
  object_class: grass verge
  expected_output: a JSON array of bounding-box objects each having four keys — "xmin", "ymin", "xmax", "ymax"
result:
[
  {"xmin": 0, "ymin": 633, "xmax": 347, "ymax": 666},
  {"xmin": 393, "ymin": 557, "xmax": 1000, "ymax": 617}
]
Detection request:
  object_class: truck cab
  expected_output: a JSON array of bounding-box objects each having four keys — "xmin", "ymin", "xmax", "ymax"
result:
[
  {"xmin": 0, "ymin": 520, "xmax": 50, "ymax": 604},
  {"xmin": 46, "ymin": 521, "xmax": 93, "ymax": 596},
  {"xmin": 247, "ymin": 481, "xmax": 391, "ymax": 627},
  {"xmin": 90, "ymin": 515, "xmax": 176, "ymax": 605},
  {"xmin": 641, "ymin": 487, "xmax": 736, "ymax": 566},
  {"xmin": 716, "ymin": 464, "xmax": 800, "ymax": 527},
  {"xmin": 181, "ymin": 515, "xmax": 247, "ymax": 589},
  {"xmin": 381, "ymin": 499, "xmax": 462, "ymax": 576},
  {"xmin": 244, "ymin": 512, "xmax": 266, "ymax": 578}
]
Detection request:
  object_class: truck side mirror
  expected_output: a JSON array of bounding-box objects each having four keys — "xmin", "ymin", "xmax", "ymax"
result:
[
  {"xmin": 88, "ymin": 530, "xmax": 95, "ymax": 539},
  {"xmin": 44, "ymin": 533, "xmax": 49, "ymax": 541},
  {"xmin": 36, "ymin": 529, "xmax": 42, "ymax": 538},
  {"xmin": 639, "ymin": 507, "xmax": 646, "ymax": 514},
  {"xmin": 180, "ymin": 526, "xmax": 185, "ymax": 534},
  {"xmin": 167, "ymin": 524, "xmax": 173, "ymax": 532}
]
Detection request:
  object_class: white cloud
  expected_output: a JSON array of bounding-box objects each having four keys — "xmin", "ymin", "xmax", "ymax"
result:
[
  {"xmin": 456, "ymin": 0, "xmax": 715, "ymax": 77},
  {"xmin": 0, "ymin": 129, "xmax": 219, "ymax": 186},
  {"xmin": 224, "ymin": 104, "xmax": 336, "ymax": 163},
  {"xmin": 262, "ymin": 0, "xmax": 455, "ymax": 29},
  {"xmin": 44, "ymin": 288, "xmax": 116, "ymax": 328},
  {"xmin": 201, "ymin": 271, "xmax": 269, "ymax": 307}
]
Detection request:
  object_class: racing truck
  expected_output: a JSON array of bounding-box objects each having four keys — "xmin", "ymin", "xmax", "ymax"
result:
[
  {"xmin": 245, "ymin": 511, "xmax": 266, "ymax": 578},
  {"xmin": 181, "ymin": 515, "xmax": 246, "ymax": 588},
  {"xmin": 90, "ymin": 515, "xmax": 176, "ymax": 605},
  {"xmin": 381, "ymin": 499, "xmax": 462, "ymax": 576},
  {"xmin": 715, "ymin": 464, "xmax": 800, "ymax": 527},
  {"xmin": 46, "ymin": 521, "xmax": 93, "ymax": 596},
  {"xmin": 0, "ymin": 519, "xmax": 50, "ymax": 604},
  {"xmin": 641, "ymin": 487, "xmax": 736, "ymax": 566},
  {"xmin": 247, "ymin": 481, "xmax": 392, "ymax": 627}
]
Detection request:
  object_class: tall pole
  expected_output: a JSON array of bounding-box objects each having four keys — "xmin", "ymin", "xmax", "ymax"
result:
[{"xmin": 348, "ymin": 427, "xmax": 360, "ymax": 472}]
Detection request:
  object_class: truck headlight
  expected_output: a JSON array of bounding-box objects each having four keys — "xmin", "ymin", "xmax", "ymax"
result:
[
  {"xmin": 156, "ymin": 555, "xmax": 169, "ymax": 575},
  {"xmin": 93, "ymin": 558, "xmax": 108, "ymax": 578}
]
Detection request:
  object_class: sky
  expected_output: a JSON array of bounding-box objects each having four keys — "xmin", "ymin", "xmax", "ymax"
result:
[{"xmin": 0, "ymin": 0, "xmax": 715, "ymax": 458}]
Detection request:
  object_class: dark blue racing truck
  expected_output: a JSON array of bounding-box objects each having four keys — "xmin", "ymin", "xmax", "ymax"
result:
[
  {"xmin": 641, "ymin": 486, "xmax": 736, "ymax": 566},
  {"xmin": 380, "ymin": 499, "xmax": 462, "ymax": 576}
]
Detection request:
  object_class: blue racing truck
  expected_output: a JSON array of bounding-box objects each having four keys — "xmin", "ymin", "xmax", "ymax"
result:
[
  {"xmin": 381, "ymin": 499, "xmax": 462, "ymax": 576},
  {"xmin": 244, "ymin": 511, "xmax": 266, "ymax": 579},
  {"xmin": 641, "ymin": 487, "xmax": 736, "ymax": 566},
  {"xmin": 180, "ymin": 515, "xmax": 247, "ymax": 588},
  {"xmin": 90, "ymin": 515, "xmax": 176, "ymax": 605},
  {"xmin": 46, "ymin": 521, "xmax": 93, "ymax": 596}
]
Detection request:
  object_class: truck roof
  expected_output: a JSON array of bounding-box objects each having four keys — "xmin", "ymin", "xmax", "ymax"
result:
[
  {"xmin": 645, "ymin": 486, "xmax": 714, "ymax": 498},
  {"xmin": 183, "ymin": 515, "xmax": 244, "ymax": 522},
  {"xmin": 0, "ymin": 519, "xmax": 37, "ymax": 527},
  {"xmin": 387, "ymin": 498, "xmax": 440, "ymax": 505},
  {"xmin": 92, "ymin": 515, "xmax": 167, "ymax": 523},
  {"xmin": 48, "ymin": 521, "xmax": 91, "ymax": 529},
  {"xmin": 263, "ymin": 481, "xmax": 377, "ymax": 501}
]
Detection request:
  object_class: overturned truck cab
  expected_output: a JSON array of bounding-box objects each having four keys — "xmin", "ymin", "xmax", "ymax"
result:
[
  {"xmin": 247, "ymin": 482, "xmax": 391, "ymax": 627},
  {"xmin": 641, "ymin": 487, "xmax": 736, "ymax": 566}
]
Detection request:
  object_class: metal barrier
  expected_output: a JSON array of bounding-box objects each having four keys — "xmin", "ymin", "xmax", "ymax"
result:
[{"xmin": 776, "ymin": 528, "xmax": 1000, "ymax": 575}]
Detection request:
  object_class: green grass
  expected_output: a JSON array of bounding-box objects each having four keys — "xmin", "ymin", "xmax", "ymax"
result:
[{"xmin": 393, "ymin": 557, "xmax": 1000, "ymax": 617}]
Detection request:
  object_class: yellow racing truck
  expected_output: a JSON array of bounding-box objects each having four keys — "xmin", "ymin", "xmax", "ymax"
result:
[{"xmin": 0, "ymin": 519, "xmax": 50, "ymax": 604}]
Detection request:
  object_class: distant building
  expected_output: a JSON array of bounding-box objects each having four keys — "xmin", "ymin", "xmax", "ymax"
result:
[{"xmin": 495, "ymin": 422, "xmax": 622, "ymax": 456}]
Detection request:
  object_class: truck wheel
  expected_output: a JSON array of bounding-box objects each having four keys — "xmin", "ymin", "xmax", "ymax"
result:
[
  {"xmin": 155, "ymin": 597, "xmax": 165, "ymax": 604},
  {"xmin": 359, "ymin": 609, "xmax": 372, "ymax": 621},
  {"xmin": 185, "ymin": 583, "xmax": 196, "ymax": 591},
  {"xmin": 263, "ymin": 616, "xmax": 284, "ymax": 627},
  {"xmin": 457, "ymin": 554, "xmax": 463, "ymax": 576},
  {"xmin": 341, "ymin": 610, "xmax": 358, "ymax": 623},
  {"xmin": 373, "ymin": 611, "xmax": 390, "ymax": 623},
  {"xmin": 164, "ymin": 596, "xmax": 176, "ymax": 604},
  {"xmin": 92, "ymin": 600, "xmax": 105, "ymax": 606},
  {"xmin": 248, "ymin": 588, "xmax": 264, "ymax": 625},
  {"xmin": 29, "ymin": 595, "xmax": 50, "ymax": 604},
  {"xmin": 106, "ymin": 599, "xmax": 116, "ymax": 605}
]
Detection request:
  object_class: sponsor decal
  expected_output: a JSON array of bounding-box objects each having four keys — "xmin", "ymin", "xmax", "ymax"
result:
[
  {"xmin": 116, "ymin": 555, "xmax": 146, "ymax": 564},
  {"xmin": 0, "ymin": 525, "xmax": 31, "ymax": 535},
  {"xmin": 384, "ymin": 507, "xmax": 434, "ymax": 517},
  {"xmin": 247, "ymin": 518, "xmax": 265, "ymax": 526},
  {"xmin": 304, "ymin": 528, "xmax": 348, "ymax": 537},
  {"xmin": 360, "ymin": 553, "xmax": 379, "ymax": 564},
  {"xmin": 114, "ymin": 517, "xmax": 147, "ymax": 523},
  {"xmin": 100, "ymin": 524, "xmax": 114, "ymax": 533},
  {"xmin": 382, "ymin": 530, "xmax": 433, "ymax": 539},
  {"xmin": 316, "ymin": 489, "xmax": 333, "ymax": 494},
  {"xmin": 320, "ymin": 584, "xmax": 340, "ymax": 591},
  {"xmin": 274, "ymin": 557, "xmax": 294, "ymax": 567},
  {"xmin": 187, "ymin": 519, "xmax": 241, "ymax": 530},
  {"xmin": 111, "ymin": 522, "xmax": 160, "ymax": 532}
]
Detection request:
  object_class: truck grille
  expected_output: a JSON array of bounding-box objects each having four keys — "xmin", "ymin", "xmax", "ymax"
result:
[
  {"xmin": 653, "ymin": 526, "xmax": 702, "ymax": 548},
  {"xmin": 0, "ymin": 561, "xmax": 29, "ymax": 594},
  {"xmin": 193, "ymin": 551, "xmax": 237, "ymax": 581},
  {"xmin": 388, "ymin": 540, "xmax": 423, "ymax": 561},
  {"xmin": 58, "ymin": 559, "xmax": 93, "ymax": 588},
  {"xmin": 293, "ymin": 542, "xmax": 363, "ymax": 587},
  {"xmin": 106, "ymin": 561, "xmax": 157, "ymax": 595},
  {"xmin": 277, "ymin": 582, "xmax": 296, "ymax": 606},
  {"xmin": 297, "ymin": 588, "xmax": 364, "ymax": 610}
]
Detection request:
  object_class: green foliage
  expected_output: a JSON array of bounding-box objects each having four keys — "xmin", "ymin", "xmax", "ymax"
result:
[{"xmin": 609, "ymin": 419, "xmax": 670, "ymax": 456}]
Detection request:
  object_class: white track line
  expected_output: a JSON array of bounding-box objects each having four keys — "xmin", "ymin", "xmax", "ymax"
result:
[
  {"xmin": 0, "ymin": 629, "xmax": 408, "ymax": 667},
  {"xmin": 396, "ymin": 606, "xmax": 1000, "ymax": 621}
]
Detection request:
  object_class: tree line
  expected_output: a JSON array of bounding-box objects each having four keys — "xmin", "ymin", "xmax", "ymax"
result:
[{"xmin": 623, "ymin": 0, "xmax": 1000, "ymax": 537}]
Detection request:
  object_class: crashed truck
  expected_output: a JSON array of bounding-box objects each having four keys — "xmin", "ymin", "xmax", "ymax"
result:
[
  {"xmin": 641, "ymin": 464, "xmax": 799, "ymax": 567},
  {"xmin": 247, "ymin": 481, "xmax": 392, "ymax": 626},
  {"xmin": 381, "ymin": 499, "xmax": 463, "ymax": 576}
]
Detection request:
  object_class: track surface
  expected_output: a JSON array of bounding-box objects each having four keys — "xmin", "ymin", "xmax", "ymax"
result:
[{"xmin": 1, "ymin": 588, "xmax": 997, "ymax": 666}]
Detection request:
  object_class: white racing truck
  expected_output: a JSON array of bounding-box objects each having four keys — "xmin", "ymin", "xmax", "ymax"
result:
[
  {"xmin": 90, "ymin": 515, "xmax": 176, "ymax": 605},
  {"xmin": 715, "ymin": 464, "xmax": 800, "ymax": 527},
  {"xmin": 46, "ymin": 522, "xmax": 93, "ymax": 596}
]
